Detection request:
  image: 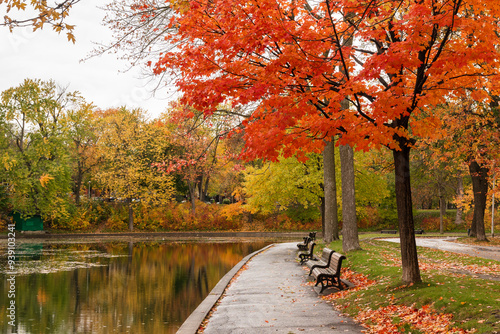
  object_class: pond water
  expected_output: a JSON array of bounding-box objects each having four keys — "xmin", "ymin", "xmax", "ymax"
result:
[{"xmin": 0, "ymin": 240, "xmax": 272, "ymax": 333}]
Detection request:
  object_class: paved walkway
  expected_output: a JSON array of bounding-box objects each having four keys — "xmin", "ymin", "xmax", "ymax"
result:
[
  {"xmin": 380, "ymin": 237, "xmax": 500, "ymax": 261},
  {"xmin": 178, "ymin": 242, "xmax": 363, "ymax": 334}
]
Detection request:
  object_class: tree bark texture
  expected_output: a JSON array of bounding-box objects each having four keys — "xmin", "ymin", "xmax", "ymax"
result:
[
  {"xmin": 393, "ymin": 146, "xmax": 421, "ymax": 283},
  {"xmin": 468, "ymin": 160, "xmax": 488, "ymax": 241},
  {"xmin": 320, "ymin": 196, "xmax": 325, "ymax": 235},
  {"xmin": 339, "ymin": 144, "xmax": 360, "ymax": 252},
  {"xmin": 188, "ymin": 180, "xmax": 197, "ymax": 215},
  {"xmin": 323, "ymin": 138, "xmax": 339, "ymax": 242}
]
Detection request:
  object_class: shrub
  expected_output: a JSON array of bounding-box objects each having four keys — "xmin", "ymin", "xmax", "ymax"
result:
[
  {"xmin": 262, "ymin": 212, "xmax": 320, "ymax": 231},
  {"xmin": 284, "ymin": 203, "xmax": 321, "ymax": 223}
]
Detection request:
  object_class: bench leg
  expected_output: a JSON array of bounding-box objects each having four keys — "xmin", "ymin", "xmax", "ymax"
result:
[{"xmin": 316, "ymin": 275, "xmax": 344, "ymax": 293}]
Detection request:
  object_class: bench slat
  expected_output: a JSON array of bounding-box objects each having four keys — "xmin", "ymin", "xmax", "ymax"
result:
[
  {"xmin": 310, "ymin": 251, "xmax": 346, "ymax": 293},
  {"xmin": 298, "ymin": 242, "xmax": 316, "ymax": 264},
  {"xmin": 307, "ymin": 248, "xmax": 335, "ymax": 275}
]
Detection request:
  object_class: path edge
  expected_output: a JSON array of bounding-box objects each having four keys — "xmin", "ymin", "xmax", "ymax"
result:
[{"xmin": 176, "ymin": 243, "xmax": 275, "ymax": 334}]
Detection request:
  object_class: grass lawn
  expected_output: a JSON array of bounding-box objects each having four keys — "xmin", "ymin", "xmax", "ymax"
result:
[{"xmin": 313, "ymin": 235, "xmax": 500, "ymax": 333}]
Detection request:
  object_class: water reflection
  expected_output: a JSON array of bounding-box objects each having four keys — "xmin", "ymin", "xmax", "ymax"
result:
[{"xmin": 0, "ymin": 240, "xmax": 271, "ymax": 333}]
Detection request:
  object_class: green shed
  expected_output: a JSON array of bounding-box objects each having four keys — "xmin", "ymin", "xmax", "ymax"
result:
[{"xmin": 12, "ymin": 212, "xmax": 44, "ymax": 231}]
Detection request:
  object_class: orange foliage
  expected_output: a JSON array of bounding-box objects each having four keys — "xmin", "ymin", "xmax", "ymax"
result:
[
  {"xmin": 145, "ymin": 0, "xmax": 500, "ymax": 160},
  {"xmin": 356, "ymin": 304, "xmax": 471, "ymax": 334}
]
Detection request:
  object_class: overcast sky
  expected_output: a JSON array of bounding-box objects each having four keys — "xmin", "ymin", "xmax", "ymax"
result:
[{"xmin": 0, "ymin": 1, "xmax": 173, "ymax": 119}]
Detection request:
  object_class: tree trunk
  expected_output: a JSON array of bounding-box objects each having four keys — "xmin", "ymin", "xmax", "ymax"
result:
[
  {"xmin": 323, "ymin": 138, "xmax": 339, "ymax": 243},
  {"xmin": 468, "ymin": 160, "xmax": 488, "ymax": 241},
  {"xmin": 203, "ymin": 176, "xmax": 210, "ymax": 202},
  {"xmin": 188, "ymin": 180, "xmax": 197, "ymax": 215},
  {"xmin": 455, "ymin": 176, "xmax": 464, "ymax": 225},
  {"xmin": 339, "ymin": 144, "xmax": 360, "ymax": 252},
  {"xmin": 127, "ymin": 198, "xmax": 134, "ymax": 231},
  {"xmin": 393, "ymin": 146, "xmax": 421, "ymax": 283},
  {"xmin": 320, "ymin": 196, "xmax": 325, "ymax": 236}
]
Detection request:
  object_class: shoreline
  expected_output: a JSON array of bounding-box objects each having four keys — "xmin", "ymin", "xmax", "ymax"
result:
[{"xmin": 0, "ymin": 231, "xmax": 311, "ymax": 243}]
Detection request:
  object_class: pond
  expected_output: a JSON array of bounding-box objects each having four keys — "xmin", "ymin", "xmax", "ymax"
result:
[{"xmin": 0, "ymin": 239, "xmax": 272, "ymax": 333}]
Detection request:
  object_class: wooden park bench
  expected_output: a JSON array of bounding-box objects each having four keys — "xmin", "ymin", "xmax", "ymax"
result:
[
  {"xmin": 297, "ymin": 236, "xmax": 312, "ymax": 251},
  {"xmin": 297, "ymin": 232, "xmax": 316, "ymax": 251},
  {"xmin": 298, "ymin": 242, "xmax": 316, "ymax": 264},
  {"xmin": 310, "ymin": 251, "xmax": 347, "ymax": 293},
  {"xmin": 305, "ymin": 247, "xmax": 335, "ymax": 275}
]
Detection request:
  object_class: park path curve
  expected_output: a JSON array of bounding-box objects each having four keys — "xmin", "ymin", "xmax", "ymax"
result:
[
  {"xmin": 181, "ymin": 242, "xmax": 363, "ymax": 334},
  {"xmin": 380, "ymin": 237, "xmax": 500, "ymax": 262}
]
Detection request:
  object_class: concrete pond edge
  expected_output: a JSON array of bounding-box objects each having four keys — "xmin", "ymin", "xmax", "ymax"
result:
[{"xmin": 175, "ymin": 243, "xmax": 275, "ymax": 334}]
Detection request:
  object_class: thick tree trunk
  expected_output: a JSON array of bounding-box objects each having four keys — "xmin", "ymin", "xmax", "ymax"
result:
[
  {"xmin": 188, "ymin": 181, "xmax": 197, "ymax": 215},
  {"xmin": 339, "ymin": 144, "xmax": 360, "ymax": 252},
  {"xmin": 320, "ymin": 196, "xmax": 325, "ymax": 235},
  {"xmin": 468, "ymin": 160, "xmax": 488, "ymax": 241},
  {"xmin": 455, "ymin": 176, "xmax": 464, "ymax": 225},
  {"xmin": 393, "ymin": 146, "xmax": 421, "ymax": 283},
  {"xmin": 323, "ymin": 138, "xmax": 339, "ymax": 243}
]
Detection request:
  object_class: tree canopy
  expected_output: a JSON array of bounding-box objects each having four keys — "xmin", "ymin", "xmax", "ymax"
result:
[{"xmin": 111, "ymin": 0, "xmax": 500, "ymax": 283}]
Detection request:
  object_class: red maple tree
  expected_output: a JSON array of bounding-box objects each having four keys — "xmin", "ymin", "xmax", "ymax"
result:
[{"xmin": 116, "ymin": 0, "xmax": 500, "ymax": 283}]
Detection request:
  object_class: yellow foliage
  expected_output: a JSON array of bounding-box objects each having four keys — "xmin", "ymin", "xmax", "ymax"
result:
[
  {"xmin": 94, "ymin": 107, "xmax": 175, "ymax": 208},
  {"xmin": 219, "ymin": 202, "xmax": 245, "ymax": 221},
  {"xmin": 39, "ymin": 173, "xmax": 54, "ymax": 188}
]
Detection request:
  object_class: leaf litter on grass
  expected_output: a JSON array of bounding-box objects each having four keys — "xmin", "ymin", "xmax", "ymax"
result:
[{"xmin": 314, "ymin": 240, "xmax": 500, "ymax": 333}]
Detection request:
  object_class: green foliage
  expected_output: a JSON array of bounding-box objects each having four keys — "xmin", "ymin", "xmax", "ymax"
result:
[
  {"xmin": 284, "ymin": 203, "xmax": 320, "ymax": 223},
  {"xmin": 353, "ymin": 152, "xmax": 391, "ymax": 207},
  {"xmin": 0, "ymin": 79, "xmax": 78, "ymax": 221},
  {"xmin": 243, "ymin": 154, "xmax": 323, "ymax": 214},
  {"xmin": 357, "ymin": 206, "xmax": 399, "ymax": 230}
]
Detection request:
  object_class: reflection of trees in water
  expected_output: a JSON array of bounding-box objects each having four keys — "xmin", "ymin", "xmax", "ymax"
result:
[{"xmin": 0, "ymin": 241, "xmax": 269, "ymax": 334}]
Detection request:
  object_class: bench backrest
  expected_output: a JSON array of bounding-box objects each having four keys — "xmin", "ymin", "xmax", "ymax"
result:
[
  {"xmin": 308, "ymin": 242, "xmax": 316, "ymax": 254},
  {"xmin": 329, "ymin": 253, "xmax": 346, "ymax": 275},
  {"xmin": 320, "ymin": 248, "xmax": 335, "ymax": 265},
  {"xmin": 301, "ymin": 236, "xmax": 312, "ymax": 245}
]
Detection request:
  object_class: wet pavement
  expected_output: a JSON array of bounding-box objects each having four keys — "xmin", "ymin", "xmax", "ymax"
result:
[
  {"xmin": 380, "ymin": 237, "xmax": 500, "ymax": 261},
  {"xmin": 177, "ymin": 242, "xmax": 363, "ymax": 334},
  {"xmin": 177, "ymin": 237, "xmax": 500, "ymax": 333}
]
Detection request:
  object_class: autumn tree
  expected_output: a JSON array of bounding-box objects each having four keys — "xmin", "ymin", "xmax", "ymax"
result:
[
  {"xmin": 95, "ymin": 107, "xmax": 174, "ymax": 231},
  {"xmin": 63, "ymin": 103, "xmax": 101, "ymax": 206},
  {"xmin": 0, "ymin": 79, "xmax": 78, "ymax": 222},
  {"xmin": 0, "ymin": 0, "xmax": 80, "ymax": 42},
  {"xmin": 102, "ymin": 0, "xmax": 500, "ymax": 283},
  {"xmin": 426, "ymin": 99, "xmax": 500, "ymax": 241},
  {"xmin": 243, "ymin": 150, "xmax": 389, "ymax": 239},
  {"xmin": 206, "ymin": 135, "xmax": 246, "ymax": 203},
  {"xmin": 243, "ymin": 154, "xmax": 324, "ymax": 217},
  {"xmin": 157, "ymin": 104, "xmax": 241, "ymax": 214},
  {"xmin": 411, "ymin": 143, "xmax": 461, "ymax": 233}
]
